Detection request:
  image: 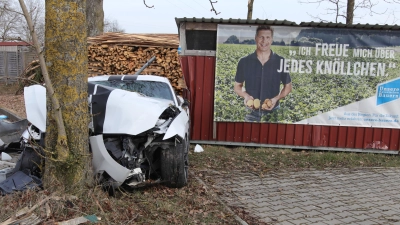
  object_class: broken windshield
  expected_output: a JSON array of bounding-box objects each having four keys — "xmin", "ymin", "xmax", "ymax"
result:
[{"xmin": 90, "ymin": 80, "xmax": 174, "ymax": 102}]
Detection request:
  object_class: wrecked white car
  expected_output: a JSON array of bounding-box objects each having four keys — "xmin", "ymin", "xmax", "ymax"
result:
[{"xmin": 3, "ymin": 74, "xmax": 190, "ymax": 194}]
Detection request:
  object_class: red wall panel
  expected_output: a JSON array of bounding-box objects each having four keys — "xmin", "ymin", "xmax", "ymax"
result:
[
  {"xmin": 259, "ymin": 124, "xmax": 269, "ymax": 144},
  {"xmin": 354, "ymin": 127, "xmax": 365, "ymax": 149},
  {"xmin": 234, "ymin": 123, "xmax": 244, "ymax": 142},
  {"xmin": 201, "ymin": 57, "xmax": 215, "ymax": 140},
  {"xmin": 285, "ymin": 124, "xmax": 295, "ymax": 146}
]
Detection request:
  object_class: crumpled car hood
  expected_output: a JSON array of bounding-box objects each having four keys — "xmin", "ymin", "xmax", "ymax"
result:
[
  {"xmin": 91, "ymin": 87, "xmax": 176, "ymax": 135},
  {"xmin": 24, "ymin": 84, "xmax": 188, "ymax": 139}
]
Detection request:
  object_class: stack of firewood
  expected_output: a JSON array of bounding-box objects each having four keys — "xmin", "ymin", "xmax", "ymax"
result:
[
  {"xmin": 16, "ymin": 33, "xmax": 186, "ymax": 95},
  {"xmin": 88, "ymin": 32, "xmax": 185, "ymax": 95}
]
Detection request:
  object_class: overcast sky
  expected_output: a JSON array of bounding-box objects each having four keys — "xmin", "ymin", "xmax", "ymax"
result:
[{"xmin": 103, "ymin": 0, "xmax": 400, "ymax": 34}]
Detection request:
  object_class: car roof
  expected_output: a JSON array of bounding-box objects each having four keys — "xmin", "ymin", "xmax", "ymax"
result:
[{"xmin": 88, "ymin": 74, "xmax": 178, "ymax": 106}]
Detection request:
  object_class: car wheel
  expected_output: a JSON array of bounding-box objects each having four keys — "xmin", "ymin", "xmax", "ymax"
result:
[{"xmin": 161, "ymin": 137, "xmax": 189, "ymax": 188}]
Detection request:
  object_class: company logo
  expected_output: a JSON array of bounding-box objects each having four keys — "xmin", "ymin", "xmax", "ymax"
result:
[{"xmin": 376, "ymin": 78, "xmax": 400, "ymax": 105}]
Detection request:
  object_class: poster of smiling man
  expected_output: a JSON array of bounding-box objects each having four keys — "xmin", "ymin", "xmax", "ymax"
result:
[{"xmin": 213, "ymin": 24, "xmax": 400, "ymax": 129}]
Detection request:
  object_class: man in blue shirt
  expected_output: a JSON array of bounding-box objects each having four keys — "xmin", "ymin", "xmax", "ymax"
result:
[{"xmin": 234, "ymin": 25, "xmax": 292, "ymax": 122}]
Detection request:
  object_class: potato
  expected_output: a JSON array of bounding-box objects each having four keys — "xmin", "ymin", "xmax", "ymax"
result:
[
  {"xmin": 253, "ymin": 99, "xmax": 260, "ymax": 109},
  {"xmin": 246, "ymin": 99, "xmax": 254, "ymax": 107},
  {"xmin": 262, "ymin": 103, "xmax": 268, "ymax": 110},
  {"xmin": 263, "ymin": 99, "xmax": 273, "ymax": 108}
]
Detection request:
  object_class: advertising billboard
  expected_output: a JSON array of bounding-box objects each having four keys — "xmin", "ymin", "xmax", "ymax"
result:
[{"xmin": 214, "ymin": 24, "xmax": 400, "ymax": 128}]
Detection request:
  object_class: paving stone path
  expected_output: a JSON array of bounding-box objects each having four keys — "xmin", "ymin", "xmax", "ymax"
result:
[{"xmin": 211, "ymin": 168, "xmax": 400, "ymax": 225}]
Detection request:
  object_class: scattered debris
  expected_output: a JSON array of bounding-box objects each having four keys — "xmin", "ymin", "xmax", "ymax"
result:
[
  {"xmin": 194, "ymin": 144, "xmax": 204, "ymax": 153},
  {"xmin": 0, "ymin": 118, "xmax": 28, "ymax": 145},
  {"xmin": 1, "ymin": 152, "xmax": 11, "ymax": 161},
  {"xmin": 0, "ymin": 168, "xmax": 13, "ymax": 182},
  {"xmin": 0, "ymin": 195, "xmax": 73, "ymax": 225},
  {"xmin": 0, "ymin": 171, "xmax": 42, "ymax": 195},
  {"xmin": 56, "ymin": 215, "xmax": 100, "ymax": 225}
]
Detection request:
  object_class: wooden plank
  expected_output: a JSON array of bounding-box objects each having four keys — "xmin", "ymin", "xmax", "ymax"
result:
[
  {"xmin": 294, "ymin": 124, "xmax": 304, "ymax": 146},
  {"xmin": 234, "ymin": 123, "xmax": 244, "ymax": 142},
  {"xmin": 319, "ymin": 126, "xmax": 330, "ymax": 147},
  {"xmin": 285, "ymin": 124, "xmax": 295, "ymax": 146},
  {"xmin": 363, "ymin": 127, "xmax": 374, "ymax": 148},
  {"xmin": 303, "ymin": 125, "xmax": 313, "ymax": 147},
  {"xmin": 189, "ymin": 57, "xmax": 201, "ymax": 140},
  {"xmin": 336, "ymin": 127, "xmax": 348, "ymax": 148},
  {"xmin": 345, "ymin": 127, "xmax": 356, "ymax": 148},
  {"xmin": 200, "ymin": 57, "xmax": 215, "ymax": 140},
  {"xmin": 312, "ymin": 125, "xmax": 322, "ymax": 147},
  {"xmin": 354, "ymin": 127, "xmax": 365, "ymax": 149},
  {"xmin": 382, "ymin": 129, "xmax": 391, "ymax": 150},
  {"xmin": 277, "ymin": 124, "xmax": 286, "ymax": 145},
  {"xmin": 328, "ymin": 126, "xmax": 339, "ymax": 147},
  {"xmin": 193, "ymin": 57, "xmax": 205, "ymax": 140},
  {"xmin": 250, "ymin": 123, "xmax": 260, "ymax": 143},
  {"xmin": 217, "ymin": 122, "xmax": 227, "ymax": 141},
  {"xmin": 226, "ymin": 123, "xmax": 235, "ymax": 142},
  {"xmin": 389, "ymin": 129, "xmax": 399, "ymax": 150},
  {"xmin": 259, "ymin": 123, "xmax": 269, "ymax": 144},
  {"xmin": 242, "ymin": 123, "xmax": 252, "ymax": 143}
]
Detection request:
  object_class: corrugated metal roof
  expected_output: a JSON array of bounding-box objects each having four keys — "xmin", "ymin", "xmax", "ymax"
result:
[
  {"xmin": 299, "ymin": 21, "xmax": 400, "ymax": 30},
  {"xmin": 175, "ymin": 17, "xmax": 297, "ymax": 26},
  {"xmin": 175, "ymin": 17, "xmax": 400, "ymax": 30}
]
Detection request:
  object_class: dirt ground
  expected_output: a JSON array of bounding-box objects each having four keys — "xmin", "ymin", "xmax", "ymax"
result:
[{"xmin": 0, "ymin": 83, "xmax": 26, "ymax": 119}]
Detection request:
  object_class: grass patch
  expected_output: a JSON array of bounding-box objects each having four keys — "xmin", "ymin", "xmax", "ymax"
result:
[
  {"xmin": 0, "ymin": 174, "xmax": 239, "ymax": 224},
  {"xmin": 190, "ymin": 145, "xmax": 400, "ymax": 174}
]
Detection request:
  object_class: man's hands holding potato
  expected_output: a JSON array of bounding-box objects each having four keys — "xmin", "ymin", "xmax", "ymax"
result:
[{"xmin": 245, "ymin": 97, "xmax": 277, "ymax": 111}]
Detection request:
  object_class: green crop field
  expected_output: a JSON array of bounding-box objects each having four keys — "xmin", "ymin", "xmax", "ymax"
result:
[{"xmin": 214, "ymin": 43, "xmax": 400, "ymax": 123}]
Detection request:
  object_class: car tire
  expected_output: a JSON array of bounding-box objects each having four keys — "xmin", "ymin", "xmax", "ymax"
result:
[
  {"xmin": 102, "ymin": 177, "xmax": 116, "ymax": 196},
  {"xmin": 161, "ymin": 137, "xmax": 189, "ymax": 188}
]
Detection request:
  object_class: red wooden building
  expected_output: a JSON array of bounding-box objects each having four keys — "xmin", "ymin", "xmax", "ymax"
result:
[{"xmin": 175, "ymin": 18, "xmax": 400, "ymax": 154}]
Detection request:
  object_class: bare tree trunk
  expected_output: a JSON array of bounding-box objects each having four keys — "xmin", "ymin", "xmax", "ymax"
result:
[
  {"xmin": 247, "ymin": 0, "xmax": 254, "ymax": 20},
  {"xmin": 86, "ymin": 0, "xmax": 103, "ymax": 37},
  {"xmin": 346, "ymin": 0, "xmax": 355, "ymax": 24},
  {"xmin": 44, "ymin": 0, "xmax": 91, "ymax": 194}
]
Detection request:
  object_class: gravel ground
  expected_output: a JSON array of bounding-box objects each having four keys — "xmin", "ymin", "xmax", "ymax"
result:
[{"xmin": 0, "ymin": 94, "xmax": 26, "ymax": 119}]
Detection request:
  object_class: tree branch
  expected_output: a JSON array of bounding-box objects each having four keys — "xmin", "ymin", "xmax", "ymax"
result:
[
  {"xmin": 2, "ymin": 4, "xmax": 24, "ymax": 16},
  {"xmin": 209, "ymin": 0, "xmax": 220, "ymax": 15},
  {"xmin": 300, "ymin": 0, "xmax": 400, "ymax": 24},
  {"xmin": 143, "ymin": 0, "xmax": 154, "ymax": 8}
]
